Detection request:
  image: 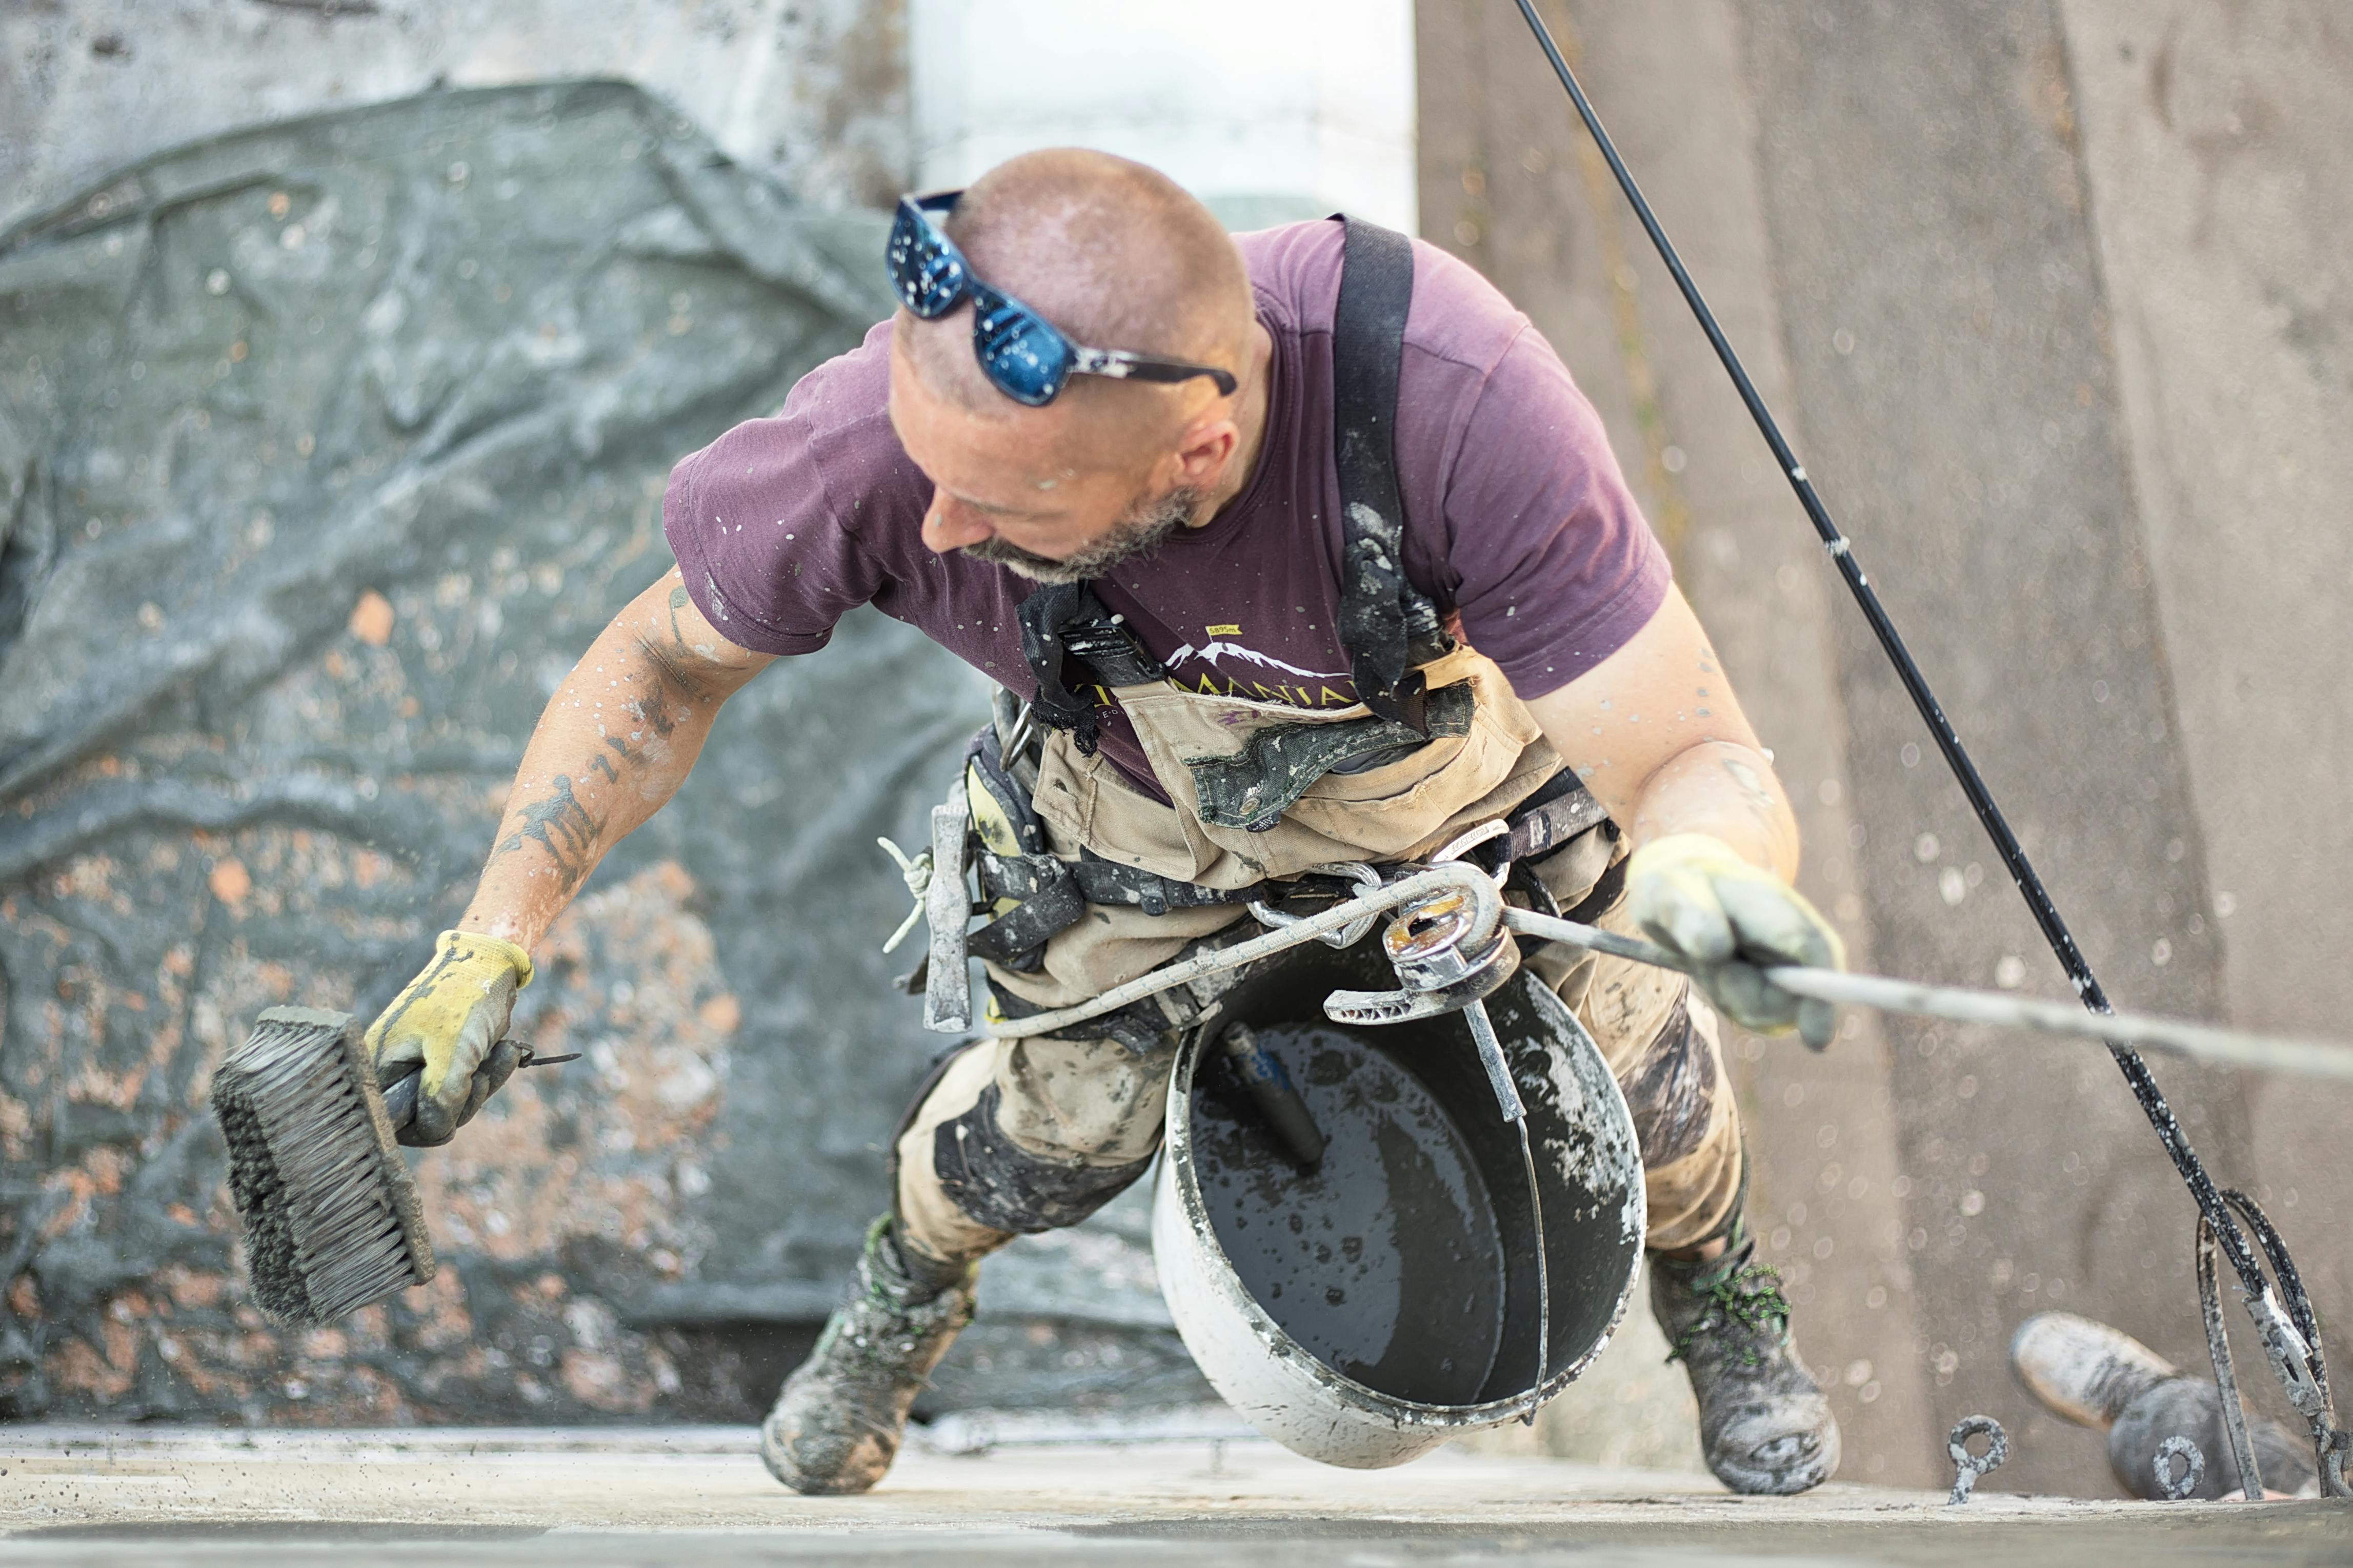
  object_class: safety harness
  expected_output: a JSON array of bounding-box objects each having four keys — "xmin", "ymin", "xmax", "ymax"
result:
[
  {"xmin": 963, "ymin": 216, "xmax": 1606, "ymax": 979},
  {"xmin": 1013, "ymin": 216, "xmax": 1455, "ymax": 763}
]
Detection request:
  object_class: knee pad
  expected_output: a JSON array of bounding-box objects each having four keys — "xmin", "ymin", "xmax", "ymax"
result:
[
  {"xmin": 1623, "ymin": 992, "xmax": 1722, "ymax": 1168},
  {"xmin": 933, "ymin": 1083, "xmax": 1154, "ymax": 1234}
]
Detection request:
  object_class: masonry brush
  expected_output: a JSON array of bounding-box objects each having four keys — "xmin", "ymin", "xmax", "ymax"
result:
[{"xmin": 211, "ymin": 1005, "xmax": 572, "ymax": 1327}]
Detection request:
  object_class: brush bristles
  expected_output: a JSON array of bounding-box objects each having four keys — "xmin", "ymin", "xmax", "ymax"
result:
[{"xmin": 213, "ymin": 1009, "xmax": 432, "ymax": 1326}]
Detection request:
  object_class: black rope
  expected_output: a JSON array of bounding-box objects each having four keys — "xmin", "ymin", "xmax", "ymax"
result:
[{"xmin": 1505, "ymin": 0, "xmax": 2275, "ymax": 1297}]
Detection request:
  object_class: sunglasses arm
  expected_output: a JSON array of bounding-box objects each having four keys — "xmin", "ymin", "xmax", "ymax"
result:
[{"xmin": 1069, "ymin": 347, "xmax": 1239, "ymax": 396}]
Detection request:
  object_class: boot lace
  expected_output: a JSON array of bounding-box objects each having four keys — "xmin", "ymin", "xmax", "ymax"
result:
[{"xmin": 1667, "ymin": 1257, "xmax": 1792, "ymax": 1372}]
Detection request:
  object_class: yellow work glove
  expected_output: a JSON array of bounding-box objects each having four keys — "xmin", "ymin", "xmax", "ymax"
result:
[
  {"xmin": 364, "ymin": 929, "xmax": 535, "ymax": 1147},
  {"xmin": 1626, "ymin": 832, "xmax": 1845, "ymax": 1050}
]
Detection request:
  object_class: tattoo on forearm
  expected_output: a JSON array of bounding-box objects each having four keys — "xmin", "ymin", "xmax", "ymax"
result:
[
  {"xmin": 618, "ymin": 590, "xmax": 714, "ymax": 746},
  {"xmin": 492, "ymin": 773, "xmax": 604, "ymax": 895},
  {"xmin": 484, "ymin": 579, "xmax": 728, "ymax": 902}
]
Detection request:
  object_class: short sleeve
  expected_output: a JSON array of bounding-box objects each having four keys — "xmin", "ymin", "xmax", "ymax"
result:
[
  {"xmin": 1435, "ymin": 327, "xmax": 1670, "ymax": 699},
  {"xmin": 661, "ymin": 329, "xmax": 908, "ymax": 655}
]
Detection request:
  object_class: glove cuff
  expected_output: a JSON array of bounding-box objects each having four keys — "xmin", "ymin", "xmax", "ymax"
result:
[
  {"xmin": 436, "ymin": 927, "xmax": 535, "ymax": 989},
  {"xmin": 1627, "ymin": 831, "xmax": 1743, "ymax": 873}
]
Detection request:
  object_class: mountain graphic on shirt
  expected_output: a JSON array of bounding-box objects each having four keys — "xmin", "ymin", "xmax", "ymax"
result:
[
  {"xmin": 1163, "ymin": 638, "xmax": 1348, "ymax": 682},
  {"xmin": 1160, "ymin": 637, "xmax": 1359, "ymax": 708}
]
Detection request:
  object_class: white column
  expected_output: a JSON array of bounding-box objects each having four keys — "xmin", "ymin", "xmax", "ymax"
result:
[{"xmin": 910, "ymin": 0, "xmax": 1417, "ymax": 232}]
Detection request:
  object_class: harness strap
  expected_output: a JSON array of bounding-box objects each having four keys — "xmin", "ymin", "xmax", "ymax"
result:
[
  {"xmin": 1334, "ymin": 215, "xmax": 1454, "ymax": 732},
  {"xmin": 1068, "ymin": 850, "xmax": 1266, "ymax": 913},
  {"xmin": 1016, "ymin": 583, "xmax": 1163, "ymax": 757},
  {"xmin": 1507, "ymin": 765, "xmax": 1615, "ymax": 862},
  {"xmin": 1016, "ymin": 583, "xmax": 1102, "ymax": 754}
]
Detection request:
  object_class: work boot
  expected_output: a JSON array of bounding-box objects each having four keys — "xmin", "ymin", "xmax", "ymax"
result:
[
  {"xmin": 1652, "ymin": 1237, "xmax": 1840, "ymax": 1495},
  {"xmin": 2010, "ymin": 1310, "xmax": 2317, "ymax": 1499},
  {"xmin": 759, "ymin": 1216, "xmax": 977, "ymax": 1495}
]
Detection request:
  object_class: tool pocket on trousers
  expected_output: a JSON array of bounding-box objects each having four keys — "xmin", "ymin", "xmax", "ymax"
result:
[{"xmin": 1031, "ymin": 728, "xmax": 1212, "ymax": 885}]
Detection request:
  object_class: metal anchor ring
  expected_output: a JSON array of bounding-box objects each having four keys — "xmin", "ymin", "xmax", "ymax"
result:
[
  {"xmin": 2155, "ymin": 1434, "xmax": 2206, "ymax": 1500},
  {"xmin": 1324, "ymin": 882, "xmax": 1518, "ymax": 1027},
  {"xmin": 1946, "ymin": 1415, "xmax": 2008, "ymax": 1504}
]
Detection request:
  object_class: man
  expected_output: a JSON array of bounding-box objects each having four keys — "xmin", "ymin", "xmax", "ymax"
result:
[{"xmin": 365, "ymin": 150, "xmax": 1848, "ymax": 1495}]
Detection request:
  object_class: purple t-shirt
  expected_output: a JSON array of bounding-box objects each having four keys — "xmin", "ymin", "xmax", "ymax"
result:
[{"xmin": 663, "ymin": 219, "xmax": 1668, "ymax": 799}]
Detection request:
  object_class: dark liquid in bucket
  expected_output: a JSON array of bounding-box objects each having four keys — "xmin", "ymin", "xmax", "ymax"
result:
[{"xmin": 1192, "ymin": 1022, "xmax": 1509, "ymax": 1406}]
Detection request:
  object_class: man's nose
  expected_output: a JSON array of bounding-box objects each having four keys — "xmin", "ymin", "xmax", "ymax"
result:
[{"xmin": 921, "ymin": 492, "xmax": 995, "ymax": 553}]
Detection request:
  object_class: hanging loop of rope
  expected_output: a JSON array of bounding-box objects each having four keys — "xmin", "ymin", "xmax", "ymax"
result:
[{"xmin": 875, "ymin": 836, "xmax": 934, "ymax": 955}]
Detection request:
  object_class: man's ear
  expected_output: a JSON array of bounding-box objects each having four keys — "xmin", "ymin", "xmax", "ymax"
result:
[{"xmin": 1173, "ymin": 414, "xmax": 1240, "ymax": 488}]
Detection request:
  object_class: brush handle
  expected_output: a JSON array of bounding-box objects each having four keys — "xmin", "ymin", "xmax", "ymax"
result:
[
  {"xmin": 376, "ymin": 1043, "xmax": 570, "ymax": 1137},
  {"xmin": 379, "ymin": 1068, "xmax": 423, "ymax": 1132}
]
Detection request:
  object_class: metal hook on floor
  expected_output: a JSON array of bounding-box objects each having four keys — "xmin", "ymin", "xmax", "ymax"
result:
[
  {"xmin": 2155, "ymin": 1435, "xmax": 2206, "ymax": 1500},
  {"xmin": 1946, "ymin": 1415, "xmax": 2008, "ymax": 1504}
]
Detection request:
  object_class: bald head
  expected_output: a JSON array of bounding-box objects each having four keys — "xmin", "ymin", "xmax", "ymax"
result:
[
  {"xmin": 890, "ymin": 151, "xmax": 1271, "ymax": 579},
  {"xmin": 898, "ymin": 149, "xmax": 1254, "ymax": 438}
]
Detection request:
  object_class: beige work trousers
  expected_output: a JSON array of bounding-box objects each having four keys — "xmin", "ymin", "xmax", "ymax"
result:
[{"xmin": 894, "ymin": 823, "xmax": 1744, "ymax": 1266}]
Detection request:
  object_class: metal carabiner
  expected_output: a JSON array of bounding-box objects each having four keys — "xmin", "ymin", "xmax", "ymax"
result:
[{"xmin": 1249, "ymin": 861, "xmax": 1385, "ymax": 949}]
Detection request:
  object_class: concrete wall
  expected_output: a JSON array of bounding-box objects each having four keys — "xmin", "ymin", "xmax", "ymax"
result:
[
  {"xmin": 907, "ymin": 0, "xmax": 1416, "ymax": 232},
  {"xmin": 1421, "ymin": 0, "xmax": 2353, "ymax": 1495},
  {"xmin": 2056, "ymin": 0, "xmax": 2353, "ymax": 1322},
  {"xmin": 2, "ymin": 0, "xmax": 1417, "ymax": 236}
]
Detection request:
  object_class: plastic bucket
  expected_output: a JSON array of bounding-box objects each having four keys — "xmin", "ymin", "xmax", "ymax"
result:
[{"xmin": 1151, "ymin": 932, "xmax": 1645, "ymax": 1468}]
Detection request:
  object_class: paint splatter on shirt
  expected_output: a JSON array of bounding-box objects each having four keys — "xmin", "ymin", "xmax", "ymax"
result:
[{"xmin": 664, "ymin": 219, "xmax": 1668, "ymax": 799}]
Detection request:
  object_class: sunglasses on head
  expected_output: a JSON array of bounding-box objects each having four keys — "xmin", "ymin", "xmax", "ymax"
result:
[{"xmin": 887, "ymin": 191, "xmax": 1240, "ymax": 409}]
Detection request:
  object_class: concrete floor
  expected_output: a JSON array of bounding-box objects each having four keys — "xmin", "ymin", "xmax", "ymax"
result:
[{"xmin": 3, "ymin": 1427, "xmax": 2347, "ymax": 1567}]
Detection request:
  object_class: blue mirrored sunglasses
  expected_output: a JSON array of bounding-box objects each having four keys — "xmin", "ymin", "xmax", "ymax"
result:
[{"xmin": 886, "ymin": 191, "xmax": 1240, "ymax": 409}]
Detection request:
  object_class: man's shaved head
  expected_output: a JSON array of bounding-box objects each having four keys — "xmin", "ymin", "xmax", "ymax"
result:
[
  {"xmin": 898, "ymin": 149, "xmax": 1254, "ymax": 439},
  {"xmin": 889, "ymin": 149, "xmax": 1271, "ymax": 581}
]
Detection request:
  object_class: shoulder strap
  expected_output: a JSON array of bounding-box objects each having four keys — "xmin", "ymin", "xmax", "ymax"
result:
[
  {"xmin": 1015, "ymin": 579, "xmax": 1164, "ymax": 756},
  {"xmin": 1333, "ymin": 215, "xmax": 1450, "ymax": 732}
]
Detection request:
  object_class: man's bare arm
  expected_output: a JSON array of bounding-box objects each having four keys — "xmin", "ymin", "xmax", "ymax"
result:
[
  {"xmin": 1524, "ymin": 583, "xmax": 1842, "ymax": 1053},
  {"xmin": 1523, "ymin": 584, "xmax": 1797, "ymax": 877},
  {"xmin": 460, "ymin": 567, "xmax": 773, "ymax": 949}
]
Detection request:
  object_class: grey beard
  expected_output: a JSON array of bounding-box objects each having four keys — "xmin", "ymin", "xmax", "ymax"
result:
[{"xmin": 961, "ymin": 486, "xmax": 1202, "ymax": 584}]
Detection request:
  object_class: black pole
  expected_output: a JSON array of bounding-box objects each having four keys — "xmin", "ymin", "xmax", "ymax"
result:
[{"xmin": 1506, "ymin": 0, "xmax": 2270, "ymax": 1297}]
